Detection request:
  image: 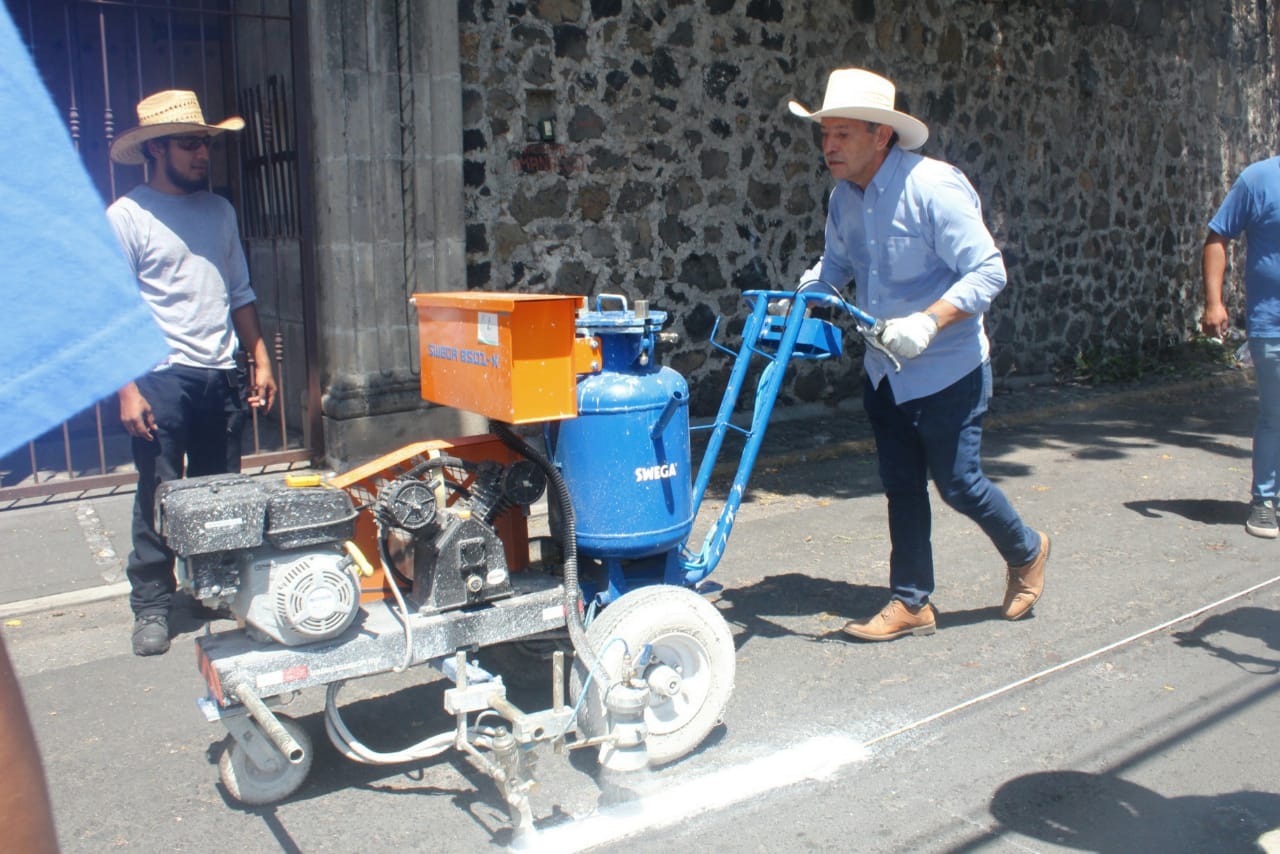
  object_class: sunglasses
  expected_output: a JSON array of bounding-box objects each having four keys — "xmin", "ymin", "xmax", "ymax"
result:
[{"xmin": 167, "ymin": 135, "xmax": 215, "ymax": 151}]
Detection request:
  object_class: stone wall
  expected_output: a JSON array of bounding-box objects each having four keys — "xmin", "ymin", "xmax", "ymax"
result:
[{"xmin": 458, "ymin": 0, "xmax": 1278, "ymax": 415}]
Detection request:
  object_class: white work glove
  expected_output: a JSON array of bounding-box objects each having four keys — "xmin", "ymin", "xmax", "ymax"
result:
[
  {"xmin": 880, "ymin": 312, "xmax": 939, "ymax": 359},
  {"xmin": 798, "ymin": 259, "xmax": 823, "ymax": 286}
]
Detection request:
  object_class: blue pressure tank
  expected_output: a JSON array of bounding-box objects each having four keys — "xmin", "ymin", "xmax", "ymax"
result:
[{"xmin": 548, "ymin": 297, "xmax": 693, "ymax": 570}]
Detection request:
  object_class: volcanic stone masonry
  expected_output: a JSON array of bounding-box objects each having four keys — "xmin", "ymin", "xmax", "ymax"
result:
[{"xmin": 458, "ymin": 0, "xmax": 1277, "ymax": 415}]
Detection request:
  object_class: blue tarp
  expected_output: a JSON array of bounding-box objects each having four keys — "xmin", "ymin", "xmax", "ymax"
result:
[{"xmin": 0, "ymin": 8, "xmax": 167, "ymax": 457}]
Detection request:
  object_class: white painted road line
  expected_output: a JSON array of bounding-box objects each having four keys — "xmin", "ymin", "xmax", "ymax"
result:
[{"xmin": 519, "ymin": 732, "xmax": 871, "ymax": 853}]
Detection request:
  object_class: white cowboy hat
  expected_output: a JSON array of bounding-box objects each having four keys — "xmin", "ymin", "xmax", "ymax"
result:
[
  {"xmin": 788, "ymin": 68, "xmax": 929, "ymax": 151},
  {"xmin": 109, "ymin": 90, "xmax": 244, "ymax": 166}
]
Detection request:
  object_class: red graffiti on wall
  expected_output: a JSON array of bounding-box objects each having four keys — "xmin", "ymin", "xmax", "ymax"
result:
[{"xmin": 514, "ymin": 144, "xmax": 585, "ymax": 177}]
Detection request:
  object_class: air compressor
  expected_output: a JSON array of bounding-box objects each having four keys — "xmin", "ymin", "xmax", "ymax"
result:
[{"xmin": 161, "ymin": 286, "xmax": 891, "ymax": 834}]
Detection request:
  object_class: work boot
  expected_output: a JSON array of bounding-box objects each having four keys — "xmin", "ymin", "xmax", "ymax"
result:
[
  {"xmin": 1245, "ymin": 500, "xmax": 1278, "ymax": 539},
  {"xmin": 132, "ymin": 613, "xmax": 171, "ymax": 656},
  {"xmin": 1003, "ymin": 530, "xmax": 1050, "ymax": 620},
  {"xmin": 842, "ymin": 599, "xmax": 937, "ymax": 641}
]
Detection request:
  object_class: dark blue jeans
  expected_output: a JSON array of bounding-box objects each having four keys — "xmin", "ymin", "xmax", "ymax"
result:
[
  {"xmin": 127, "ymin": 365, "xmax": 245, "ymax": 617},
  {"xmin": 1248, "ymin": 337, "xmax": 1280, "ymax": 504},
  {"xmin": 863, "ymin": 362, "xmax": 1040, "ymax": 608}
]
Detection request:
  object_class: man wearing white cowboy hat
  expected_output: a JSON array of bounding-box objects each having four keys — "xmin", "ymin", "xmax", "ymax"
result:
[
  {"xmin": 106, "ymin": 89, "xmax": 276, "ymax": 656},
  {"xmin": 789, "ymin": 68, "xmax": 1048, "ymax": 642}
]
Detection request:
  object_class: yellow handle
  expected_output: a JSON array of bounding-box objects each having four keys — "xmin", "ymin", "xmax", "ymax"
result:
[
  {"xmin": 343, "ymin": 541, "xmax": 375, "ymax": 578},
  {"xmin": 285, "ymin": 472, "xmax": 324, "ymax": 488}
]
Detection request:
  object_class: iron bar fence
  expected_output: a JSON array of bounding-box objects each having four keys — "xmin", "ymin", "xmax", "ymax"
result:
[{"xmin": 2, "ymin": 0, "xmax": 317, "ymax": 505}]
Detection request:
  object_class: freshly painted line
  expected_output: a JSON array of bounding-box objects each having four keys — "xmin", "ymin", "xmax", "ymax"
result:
[{"xmin": 518, "ymin": 732, "xmax": 870, "ymax": 853}]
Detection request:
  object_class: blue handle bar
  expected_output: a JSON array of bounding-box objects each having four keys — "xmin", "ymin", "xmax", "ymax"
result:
[
  {"xmin": 677, "ymin": 285, "xmax": 898, "ymax": 584},
  {"xmin": 776, "ymin": 283, "xmax": 901, "ymax": 372}
]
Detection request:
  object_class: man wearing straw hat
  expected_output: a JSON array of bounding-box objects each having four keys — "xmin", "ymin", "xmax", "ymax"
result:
[
  {"xmin": 106, "ymin": 90, "xmax": 276, "ymax": 656},
  {"xmin": 789, "ymin": 68, "xmax": 1048, "ymax": 642}
]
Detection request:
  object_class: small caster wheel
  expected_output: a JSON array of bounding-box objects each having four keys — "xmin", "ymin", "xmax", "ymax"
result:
[{"xmin": 219, "ymin": 715, "xmax": 313, "ymax": 805}]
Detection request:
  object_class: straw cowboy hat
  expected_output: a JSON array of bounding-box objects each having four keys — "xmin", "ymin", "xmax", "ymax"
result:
[
  {"xmin": 788, "ymin": 68, "xmax": 929, "ymax": 150},
  {"xmin": 109, "ymin": 90, "xmax": 244, "ymax": 166}
]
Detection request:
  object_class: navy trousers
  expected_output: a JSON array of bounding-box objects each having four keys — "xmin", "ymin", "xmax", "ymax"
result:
[
  {"xmin": 126, "ymin": 365, "xmax": 245, "ymax": 617},
  {"xmin": 863, "ymin": 362, "xmax": 1040, "ymax": 608}
]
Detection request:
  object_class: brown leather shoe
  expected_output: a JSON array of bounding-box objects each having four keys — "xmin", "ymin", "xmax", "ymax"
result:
[
  {"xmin": 842, "ymin": 599, "xmax": 937, "ymax": 641},
  {"xmin": 1003, "ymin": 530, "xmax": 1050, "ymax": 620}
]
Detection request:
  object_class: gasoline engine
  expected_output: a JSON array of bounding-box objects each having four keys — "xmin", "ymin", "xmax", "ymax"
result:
[
  {"xmin": 158, "ymin": 476, "xmax": 361, "ymax": 646},
  {"xmin": 159, "ymin": 454, "xmax": 549, "ymax": 643}
]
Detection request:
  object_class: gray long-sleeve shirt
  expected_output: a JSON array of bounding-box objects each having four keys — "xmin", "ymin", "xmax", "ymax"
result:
[{"xmin": 106, "ymin": 185, "xmax": 254, "ymax": 371}]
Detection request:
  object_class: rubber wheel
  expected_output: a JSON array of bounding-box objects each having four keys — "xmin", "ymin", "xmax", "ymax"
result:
[
  {"xmin": 570, "ymin": 585, "xmax": 735, "ymax": 766},
  {"xmin": 219, "ymin": 715, "xmax": 313, "ymax": 805}
]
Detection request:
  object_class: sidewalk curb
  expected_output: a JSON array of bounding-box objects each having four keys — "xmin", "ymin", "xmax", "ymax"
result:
[{"xmin": 0, "ymin": 582, "xmax": 130, "ymax": 620}]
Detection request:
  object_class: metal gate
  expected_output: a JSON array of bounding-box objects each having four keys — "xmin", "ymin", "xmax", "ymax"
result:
[{"xmin": 1, "ymin": 0, "xmax": 318, "ymax": 503}]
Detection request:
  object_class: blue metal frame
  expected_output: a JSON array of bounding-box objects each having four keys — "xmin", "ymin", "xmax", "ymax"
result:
[{"xmin": 674, "ymin": 288, "xmax": 877, "ymax": 586}]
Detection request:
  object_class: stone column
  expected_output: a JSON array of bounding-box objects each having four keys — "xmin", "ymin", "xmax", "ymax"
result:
[{"xmin": 302, "ymin": 0, "xmax": 478, "ymax": 468}]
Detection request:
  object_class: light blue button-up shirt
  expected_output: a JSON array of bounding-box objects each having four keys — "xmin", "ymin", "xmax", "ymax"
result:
[{"xmin": 811, "ymin": 145, "xmax": 1007, "ymax": 403}]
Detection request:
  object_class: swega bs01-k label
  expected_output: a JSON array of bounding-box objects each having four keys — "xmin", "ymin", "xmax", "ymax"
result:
[{"xmin": 425, "ymin": 342, "xmax": 500, "ymax": 367}]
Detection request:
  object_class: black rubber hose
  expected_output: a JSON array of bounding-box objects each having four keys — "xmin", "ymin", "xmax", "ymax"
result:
[
  {"xmin": 793, "ymin": 278, "xmax": 844, "ymax": 300},
  {"xmin": 403, "ymin": 454, "xmax": 470, "ymax": 478},
  {"xmin": 490, "ymin": 421, "xmax": 597, "ymax": 674}
]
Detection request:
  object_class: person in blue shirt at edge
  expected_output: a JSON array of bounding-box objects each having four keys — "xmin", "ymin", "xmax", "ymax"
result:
[
  {"xmin": 1202, "ymin": 154, "xmax": 1280, "ymax": 538},
  {"xmin": 788, "ymin": 68, "xmax": 1049, "ymax": 641}
]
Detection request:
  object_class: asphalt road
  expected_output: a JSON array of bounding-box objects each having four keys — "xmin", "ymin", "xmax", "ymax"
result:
[{"xmin": 4, "ymin": 376, "xmax": 1279, "ymax": 853}]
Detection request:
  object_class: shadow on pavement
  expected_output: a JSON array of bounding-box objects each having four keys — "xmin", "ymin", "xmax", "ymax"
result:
[
  {"xmin": 934, "ymin": 603, "xmax": 1010, "ymax": 629},
  {"xmin": 987, "ymin": 414, "xmax": 1251, "ymax": 467},
  {"xmin": 986, "ymin": 770, "xmax": 1280, "ymax": 853},
  {"xmin": 1173, "ymin": 606, "xmax": 1280, "ymax": 674},
  {"xmin": 951, "ymin": 605, "xmax": 1280, "ymax": 853},
  {"xmin": 1123, "ymin": 498, "xmax": 1249, "ymax": 526},
  {"xmin": 207, "ymin": 684, "xmax": 527, "ymax": 847},
  {"xmin": 713, "ymin": 571, "xmax": 886, "ymax": 644}
]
